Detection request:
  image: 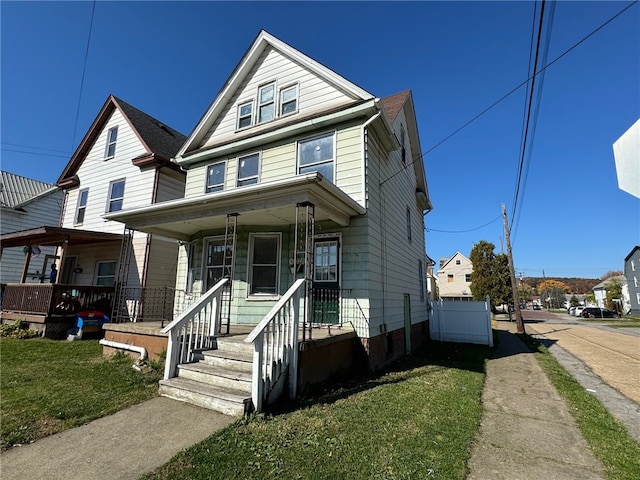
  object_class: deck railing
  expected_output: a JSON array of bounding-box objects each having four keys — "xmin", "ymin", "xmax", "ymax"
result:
[
  {"xmin": 161, "ymin": 278, "xmax": 228, "ymax": 380},
  {"xmin": 310, "ymin": 288, "xmax": 370, "ymax": 337},
  {"xmin": 1, "ymin": 283, "xmax": 114, "ymax": 317},
  {"xmin": 113, "ymin": 286, "xmax": 203, "ymax": 326},
  {"xmin": 245, "ymin": 278, "xmax": 305, "ymax": 413}
]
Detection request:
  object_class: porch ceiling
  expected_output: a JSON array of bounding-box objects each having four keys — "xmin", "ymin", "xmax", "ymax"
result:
[
  {"xmin": 0, "ymin": 226, "xmax": 123, "ymax": 249},
  {"xmin": 106, "ymin": 173, "xmax": 366, "ymax": 241}
]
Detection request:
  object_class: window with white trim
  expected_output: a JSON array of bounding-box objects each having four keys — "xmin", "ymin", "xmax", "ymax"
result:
[
  {"xmin": 206, "ymin": 161, "xmax": 226, "ymax": 193},
  {"xmin": 107, "ymin": 179, "xmax": 125, "ymax": 212},
  {"xmin": 298, "ymin": 132, "xmax": 335, "ymax": 182},
  {"xmin": 75, "ymin": 189, "xmax": 89, "ymax": 225},
  {"xmin": 447, "ymin": 274, "xmax": 454, "ymax": 283},
  {"xmin": 406, "ymin": 207, "xmax": 412, "ymax": 243},
  {"xmin": 95, "ymin": 261, "xmax": 116, "ymax": 286},
  {"xmin": 237, "ymin": 153, "xmax": 260, "ymax": 187},
  {"xmin": 237, "ymin": 101, "xmax": 253, "ymax": 130},
  {"xmin": 634, "ymin": 276, "xmax": 638, "ymax": 288},
  {"xmin": 105, "ymin": 126, "xmax": 118, "ymax": 158},
  {"xmin": 632, "ymin": 260, "xmax": 636, "ymax": 271},
  {"xmin": 257, "ymin": 82, "xmax": 275, "ymax": 124},
  {"xmin": 637, "ymin": 292, "xmax": 640, "ymax": 305},
  {"xmin": 279, "ymin": 84, "xmax": 298, "ymax": 116},
  {"xmin": 248, "ymin": 233, "xmax": 280, "ymax": 296}
]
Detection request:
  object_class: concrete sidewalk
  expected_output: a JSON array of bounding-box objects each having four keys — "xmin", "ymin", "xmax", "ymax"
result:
[
  {"xmin": 0, "ymin": 397, "xmax": 236, "ymax": 480},
  {"xmin": 466, "ymin": 322, "xmax": 606, "ymax": 479}
]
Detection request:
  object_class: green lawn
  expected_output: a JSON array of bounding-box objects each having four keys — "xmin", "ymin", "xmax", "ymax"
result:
[
  {"xmin": 0, "ymin": 337, "xmax": 162, "ymax": 450},
  {"xmin": 141, "ymin": 341, "xmax": 489, "ymax": 480}
]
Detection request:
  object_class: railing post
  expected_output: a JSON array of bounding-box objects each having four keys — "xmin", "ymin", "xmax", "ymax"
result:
[
  {"xmin": 252, "ymin": 331, "xmax": 264, "ymax": 413},
  {"xmin": 289, "ymin": 289, "xmax": 300, "ymax": 400},
  {"xmin": 164, "ymin": 329, "xmax": 180, "ymax": 380}
]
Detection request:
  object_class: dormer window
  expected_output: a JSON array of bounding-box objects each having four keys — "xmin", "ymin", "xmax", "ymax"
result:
[
  {"xmin": 237, "ymin": 101, "xmax": 253, "ymax": 130},
  {"xmin": 258, "ymin": 82, "xmax": 275, "ymax": 124},
  {"xmin": 280, "ymin": 84, "xmax": 298, "ymax": 116},
  {"xmin": 105, "ymin": 126, "xmax": 118, "ymax": 158}
]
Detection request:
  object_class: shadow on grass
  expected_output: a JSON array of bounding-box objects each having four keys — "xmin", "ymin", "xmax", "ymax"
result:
[{"xmin": 268, "ymin": 338, "xmax": 492, "ymax": 416}]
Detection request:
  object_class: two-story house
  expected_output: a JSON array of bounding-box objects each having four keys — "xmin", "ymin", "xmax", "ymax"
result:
[
  {"xmin": 437, "ymin": 252, "xmax": 473, "ymax": 301},
  {"xmin": 109, "ymin": 31, "xmax": 433, "ymax": 412},
  {"xmin": 624, "ymin": 246, "xmax": 640, "ymax": 315},
  {"xmin": 0, "ymin": 96, "xmax": 187, "ymax": 336},
  {"xmin": 0, "ymin": 171, "xmax": 63, "ymax": 284}
]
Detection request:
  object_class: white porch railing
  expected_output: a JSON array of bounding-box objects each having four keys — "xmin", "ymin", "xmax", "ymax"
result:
[
  {"xmin": 161, "ymin": 278, "xmax": 229, "ymax": 380},
  {"xmin": 245, "ymin": 278, "xmax": 305, "ymax": 413}
]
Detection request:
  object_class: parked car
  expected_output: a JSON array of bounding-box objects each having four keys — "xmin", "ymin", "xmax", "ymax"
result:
[
  {"xmin": 581, "ymin": 307, "xmax": 617, "ymax": 319},
  {"xmin": 573, "ymin": 306, "xmax": 586, "ymax": 317},
  {"xmin": 533, "ymin": 304, "xmax": 541, "ymax": 310},
  {"xmin": 568, "ymin": 306, "xmax": 577, "ymax": 315}
]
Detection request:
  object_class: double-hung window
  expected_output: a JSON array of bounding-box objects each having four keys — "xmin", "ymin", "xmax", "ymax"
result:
[
  {"xmin": 237, "ymin": 153, "xmax": 260, "ymax": 187},
  {"xmin": 298, "ymin": 132, "xmax": 335, "ymax": 182},
  {"xmin": 206, "ymin": 161, "xmax": 226, "ymax": 193},
  {"xmin": 248, "ymin": 233, "xmax": 280, "ymax": 297},
  {"xmin": 279, "ymin": 84, "xmax": 298, "ymax": 116},
  {"xmin": 96, "ymin": 261, "xmax": 116, "ymax": 286},
  {"xmin": 204, "ymin": 237, "xmax": 231, "ymax": 291},
  {"xmin": 258, "ymin": 82, "xmax": 275, "ymax": 124},
  {"xmin": 75, "ymin": 189, "xmax": 89, "ymax": 224},
  {"xmin": 107, "ymin": 179, "xmax": 125, "ymax": 212},
  {"xmin": 105, "ymin": 126, "xmax": 118, "ymax": 158},
  {"xmin": 237, "ymin": 101, "xmax": 253, "ymax": 130}
]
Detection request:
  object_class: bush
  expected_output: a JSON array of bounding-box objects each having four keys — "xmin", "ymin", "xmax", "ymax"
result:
[{"xmin": 0, "ymin": 320, "xmax": 40, "ymax": 339}]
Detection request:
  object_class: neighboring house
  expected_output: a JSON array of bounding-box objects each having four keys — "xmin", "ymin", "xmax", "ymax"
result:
[
  {"xmin": 436, "ymin": 252, "xmax": 473, "ymax": 301},
  {"xmin": 0, "ymin": 96, "xmax": 187, "ymax": 333},
  {"xmin": 592, "ymin": 275, "xmax": 630, "ymax": 314},
  {"xmin": 109, "ymin": 30, "xmax": 433, "ymax": 375},
  {"xmin": 0, "ymin": 171, "xmax": 63, "ymax": 284},
  {"xmin": 624, "ymin": 246, "xmax": 640, "ymax": 315},
  {"xmin": 425, "ymin": 254, "xmax": 437, "ymax": 301}
]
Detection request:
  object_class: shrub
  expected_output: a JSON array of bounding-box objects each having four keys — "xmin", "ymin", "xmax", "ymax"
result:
[{"xmin": 0, "ymin": 320, "xmax": 40, "ymax": 339}]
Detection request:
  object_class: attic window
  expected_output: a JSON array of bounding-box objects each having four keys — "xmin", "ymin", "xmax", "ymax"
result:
[
  {"xmin": 237, "ymin": 101, "xmax": 253, "ymax": 130},
  {"xmin": 280, "ymin": 84, "xmax": 298, "ymax": 116},
  {"xmin": 105, "ymin": 126, "xmax": 118, "ymax": 158},
  {"xmin": 258, "ymin": 82, "xmax": 275, "ymax": 123}
]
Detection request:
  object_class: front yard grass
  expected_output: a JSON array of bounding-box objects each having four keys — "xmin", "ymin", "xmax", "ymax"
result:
[
  {"xmin": 0, "ymin": 337, "xmax": 162, "ymax": 450},
  {"xmin": 142, "ymin": 341, "xmax": 489, "ymax": 480}
]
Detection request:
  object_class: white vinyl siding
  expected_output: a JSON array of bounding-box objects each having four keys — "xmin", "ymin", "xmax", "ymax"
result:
[
  {"xmin": 154, "ymin": 171, "xmax": 186, "ymax": 203},
  {"xmin": 200, "ymin": 46, "xmax": 358, "ymax": 149},
  {"xmin": 60, "ymin": 109, "xmax": 155, "ymax": 234}
]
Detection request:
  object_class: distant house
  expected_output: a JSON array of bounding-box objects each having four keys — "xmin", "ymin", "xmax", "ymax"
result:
[
  {"xmin": 108, "ymin": 30, "xmax": 433, "ymax": 412},
  {"xmin": 624, "ymin": 246, "xmax": 640, "ymax": 315},
  {"xmin": 0, "ymin": 171, "xmax": 63, "ymax": 284},
  {"xmin": 0, "ymin": 96, "xmax": 187, "ymax": 335},
  {"xmin": 437, "ymin": 252, "xmax": 473, "ymax": 301},
  {"xmin": 592, "ymin": 275, "xmax": 630, "ymax": 314}
]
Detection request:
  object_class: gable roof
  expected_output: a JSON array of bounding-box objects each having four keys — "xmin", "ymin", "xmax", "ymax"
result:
[
  {"xmin": 0, "ymin": 171, "xmax": 58, "ymax": 209},
  {"xmin": 57, "ymin": 95, "xmax": 186, "ymax": 184},
  {"xmin": 625, "ymin": 245, "xmax": 640, "ymax": 262},
  {"xmin": 177, "ymin": 30, "xmax": 375, "ymax": 159},
  {"xmin": 438, "ymin": 252, "xmax": 472, "ymax": 272},
  {"xmin": 593, "ymin": 275, "xmax": 627, "ymax": 290},
  {"xmin": 380, "ymin": 90, "xmax": 411, "ymax": 122}
]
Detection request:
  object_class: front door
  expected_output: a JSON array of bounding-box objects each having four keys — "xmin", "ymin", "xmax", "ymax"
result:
[{"xmin": 312, "ymin": 237, "xmax": 340, "ymax": 324}]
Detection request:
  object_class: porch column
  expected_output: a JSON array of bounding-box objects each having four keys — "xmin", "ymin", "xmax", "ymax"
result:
[
  {"xmin": 294, "ymin": 202, "xmax": 315, "ymax": 341},
  {"xmin": 20, "ymin": 246, "xmax": 33, "ymax": 283}
]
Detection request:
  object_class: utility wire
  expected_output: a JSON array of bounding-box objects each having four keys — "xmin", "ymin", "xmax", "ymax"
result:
[
  {"xmin": 1, "ymin": 142, "xmax": 71, "ymax": 155},
  {"xmin": 71, "ymin": 0, "xmax": 96, "ymax": 151},
  {"xmin": 1, "ymin": 148, "xmax": 71, "ymax": 159},
  {"xmin": 426, "ymin": 214, "xmax": 502, "ymax": 233},
  {"xmin": 378, "ymin": 0, "xmax": 639, "ymax": 189}
]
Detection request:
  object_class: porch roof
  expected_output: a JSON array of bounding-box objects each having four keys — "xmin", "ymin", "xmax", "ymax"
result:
[
  {"xmin": 0, "ymin": 226, "xmax": 123, "ymax": 249},
  {"xmin": 106, "ymin": 173, "xmax": 366, "ymax": 241}
]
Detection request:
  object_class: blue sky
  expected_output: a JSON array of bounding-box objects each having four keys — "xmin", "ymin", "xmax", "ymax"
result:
[{"xmin": 2, "ymin": 1, "xmax": 639, "ymax": 280}]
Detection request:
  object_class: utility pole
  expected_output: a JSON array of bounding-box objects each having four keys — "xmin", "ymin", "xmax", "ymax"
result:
[{"xmin": 502, "ymin": 204, "xmax": 525, "ymax": 334}]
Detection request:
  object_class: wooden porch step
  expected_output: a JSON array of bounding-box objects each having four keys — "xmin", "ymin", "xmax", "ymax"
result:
[
  {"xmin": 177, "ymin": 362, "xmax": 252, "ymax": 394},
  {"xmin": 159, "ymin": 377, "xmax": 249, "ymax": 417},
  {"xmin": 200, "ymin": 348, "xmax": 253, "ymax": 371}
]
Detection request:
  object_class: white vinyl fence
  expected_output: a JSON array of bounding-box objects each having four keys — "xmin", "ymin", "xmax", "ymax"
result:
[{"xmin": 430, "ymin": 296, "xmax": 493, "ymax": 347}]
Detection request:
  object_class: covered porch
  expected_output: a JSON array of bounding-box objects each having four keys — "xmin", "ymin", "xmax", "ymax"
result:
[{"xmin": 0, "ymin": 226, "xmax": 123, "ymax": 338}]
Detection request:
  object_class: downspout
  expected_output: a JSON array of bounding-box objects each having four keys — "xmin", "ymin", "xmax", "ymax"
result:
[{"xmin": 99, "ymin": 339, "xmax": 148, "ymax": 369}]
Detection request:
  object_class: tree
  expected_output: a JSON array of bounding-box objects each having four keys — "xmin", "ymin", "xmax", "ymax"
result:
[
  {"xmin": 518, "ymin": 283, "xmax": 534, "ymax": 303},
  {"xmin": 469, "ymin": 241, "xmax": 513, "ymax": 312},
  {"xmin": 601, "ymin": 270, "xmax": 623, "ymax": 281},
  {"xmin": 538, "ymin": 279, "xmax": 571, "ymax": 309},
  {"xmin": 605, "ymin": 278, "xmax": 623, "ymax": 313},
  {"xmin": 569, "ymin": 295, "xmax": 580, "ymax": 307}
]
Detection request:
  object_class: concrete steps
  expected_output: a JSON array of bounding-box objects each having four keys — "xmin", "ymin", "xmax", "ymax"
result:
[{"xmin": 159, "ymin": 336, "xmax": 253, "ymax": 416}]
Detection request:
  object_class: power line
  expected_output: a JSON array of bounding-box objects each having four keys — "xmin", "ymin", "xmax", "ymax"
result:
[
  {"xmin": 1, "ymin": 142, "xmax": 71, "ymax": 155},
  {"xmin": 71, "ymin": 0, "xmax": 96, "ymax": 150},
  {"xmin": 1, "ymin": 148, "xmax": 71, "ymax": 159},
  {"xmin": 426, "ymin": 214, "xmax": 502, "ymax": 233},
  {"xmin": 379, "ymin": 0, "xmax": 639, "ymax": 189}
]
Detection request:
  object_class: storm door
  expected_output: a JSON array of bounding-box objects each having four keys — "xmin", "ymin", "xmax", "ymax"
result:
[
  {"xmin": 204, "ymin": 237, "xmax": 229, "ymax": 291},
  {"xmin": 312, "ymin": 237, "xmax": 340, "ymax": 324}
]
